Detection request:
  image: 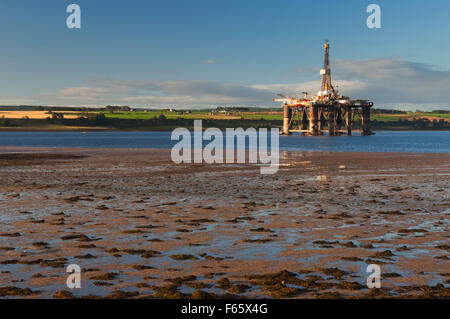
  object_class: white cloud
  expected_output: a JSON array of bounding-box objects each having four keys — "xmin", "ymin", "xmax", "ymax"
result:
[
  {"xmin": 333, "ymin": 59, "xmax": 450, "ymax": 109},
  {"xmin": 31, "ymin": 80, "xmax": 276, "ymax": 108},
  {"xmin": 252, "ymin": 80, "xmax": 367, "ymax": 97},
  {"xmin": 1, "ymin": 58, "xmax": 449, "ymax": 111}
]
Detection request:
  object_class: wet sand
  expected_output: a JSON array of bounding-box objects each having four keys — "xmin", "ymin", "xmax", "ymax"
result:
[{"xmin": 0, "ymin": 147, "xmax": 449, "ymax": 299}]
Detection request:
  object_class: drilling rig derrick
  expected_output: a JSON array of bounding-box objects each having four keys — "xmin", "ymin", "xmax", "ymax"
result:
[{"xmin": 274, "ymin": 41, "xmax": 374, "ymax": 136}]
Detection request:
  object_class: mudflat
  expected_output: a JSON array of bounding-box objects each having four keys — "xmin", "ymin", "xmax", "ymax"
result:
[{"xmin": 0, "ymin": 147, "xmax": 448, "ymax": 298}]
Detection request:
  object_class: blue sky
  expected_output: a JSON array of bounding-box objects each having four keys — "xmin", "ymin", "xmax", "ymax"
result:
[{"xmin": 1, "ymin": 0, "xmax": 449, "ymax": 110}]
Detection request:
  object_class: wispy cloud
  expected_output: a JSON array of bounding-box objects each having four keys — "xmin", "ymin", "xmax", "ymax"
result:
[
  {"xmin": 291, "ymin": 67, "xmax": 320, "ymax": 74},
  {"xmin": 201, "ymin": 60, "xmax": 217, "ymax": 65}
]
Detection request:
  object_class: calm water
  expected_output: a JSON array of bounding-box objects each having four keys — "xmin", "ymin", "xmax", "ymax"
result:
[{"xmin": 0, "ymin": 131, "xmax": 448, "ymax": 153}]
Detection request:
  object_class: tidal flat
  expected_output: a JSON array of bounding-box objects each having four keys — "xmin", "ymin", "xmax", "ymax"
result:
[{"xmin": 0, "ymin": 148, "xmax": 449, "ymax": 298}]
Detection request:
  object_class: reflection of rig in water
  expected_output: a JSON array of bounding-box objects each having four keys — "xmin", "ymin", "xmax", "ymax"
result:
[{"xmin": 274, "ymin": 41, "xmax": 374, "ymax": 136}]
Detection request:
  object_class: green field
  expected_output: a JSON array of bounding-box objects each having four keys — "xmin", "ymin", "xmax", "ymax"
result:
[
  {"xmin": 68, "ymin": 111, "xmax": 220, "ymax": 120},
  {"xmin": 67, "ymin": 111, "xmax": 449, "ymax": 122},
  {"xmin": 420, "ymin": 113, "xmax": 450, "ymax": 119},
  {"xmin": 68, "ymin": 110, "xmax": 285, "ymax": 121},
  {"xmin": 371, "ymin": 115, "xmax": 402, "ymax": 122},
  {"xmin": 2, "ymin": 108, "xmax": 447, "ymax": 131}
]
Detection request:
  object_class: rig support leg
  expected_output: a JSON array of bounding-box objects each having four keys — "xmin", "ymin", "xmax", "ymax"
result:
[
  {"xmin": 318, "ymin": 111, "xmax": 324, "ymax": 132},
  {"xmin": 302, "ymin": 107, "xmax": 308, "ymax": 130},
  {"xmin": 346, "ymin": 106, "xmax": 352, "ymax": 136},
  {"xmin": 328, "ymin": 105, "xmax": 335, "ymax": 136},
  {"xmin": 282, "ymin": 105, "xmax": 292, "ymax": 135},
  {"xmin": 309, "ymin": 105, "xmax": 319, "ymax": 135},
  {"xmin": 361, "ymin": 105, "xmax": 372, "ymax": 136}
]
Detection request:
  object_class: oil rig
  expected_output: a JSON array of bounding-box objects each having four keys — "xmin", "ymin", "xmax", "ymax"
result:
[{"xmin": 274, "ymin": 41, "xmax": 374, "ymax": 136}]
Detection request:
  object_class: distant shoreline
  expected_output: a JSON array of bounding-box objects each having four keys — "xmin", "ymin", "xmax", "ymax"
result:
[{"xmin": 1, "ymin": 109, "xmax": 449, "ymax": 132}]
